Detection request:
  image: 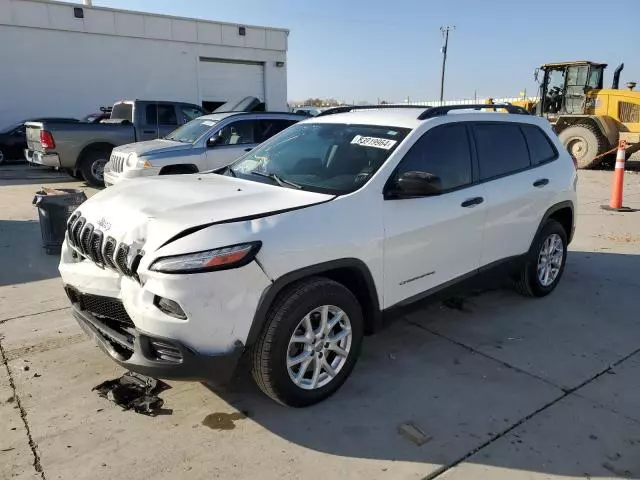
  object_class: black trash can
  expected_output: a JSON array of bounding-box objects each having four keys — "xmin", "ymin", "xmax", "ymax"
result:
[{"xmin": 33, "ymin": 187, "xmax": 87, "ymax": 254}]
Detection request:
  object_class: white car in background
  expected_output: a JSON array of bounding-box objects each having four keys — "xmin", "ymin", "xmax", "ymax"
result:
[{"xmin": 104, "ymin": 111, "xmax": 301, "ymax": 186}]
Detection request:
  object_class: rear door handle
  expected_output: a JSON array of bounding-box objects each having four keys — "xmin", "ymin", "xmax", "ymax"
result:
[
  {"xmin": 461, "ymin": 197, "xmax": 484, "ymax": 208},
  {"xmin": 533, "ymin": 178, "xmax": 549, "ymax": 187},
  {"xmin": 244, "ymin": 147, "xmax": 253, "ymax": 152},
  {"xmin": 143, "ymin": 130, "xmax": 155, "ymax": 134}
]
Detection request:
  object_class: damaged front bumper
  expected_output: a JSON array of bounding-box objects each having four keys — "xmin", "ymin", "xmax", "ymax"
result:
[{"xmin": 72, "ymin": 306, "xmax": 243, "ymax": 384}]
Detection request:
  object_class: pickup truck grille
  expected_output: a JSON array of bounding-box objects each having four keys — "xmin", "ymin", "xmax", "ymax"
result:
[
  {"xmin": 109, "ymin": 152, "xmax": 127, "ymax": 173},
  {"xmin": 66, "ymin": 212, "xmax": 141, "ymax": 278}
]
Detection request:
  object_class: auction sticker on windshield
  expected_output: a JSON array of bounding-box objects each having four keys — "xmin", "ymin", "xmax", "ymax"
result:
[{"xmin": 351, "ymin": 135, "xmax": 397, "ymax": 150}]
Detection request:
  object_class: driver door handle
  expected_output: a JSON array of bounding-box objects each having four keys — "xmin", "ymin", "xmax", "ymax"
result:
[
  {"xmin": 461, "ymin": 197, "xmax": 484, "ymax": 208},
  {"xmin": 244, "ymin": 147, "xmax": 253, "ymax": 152},
  {"xmin": 533, "ymin": 178, "xmax": 549, "ymax": 187}
]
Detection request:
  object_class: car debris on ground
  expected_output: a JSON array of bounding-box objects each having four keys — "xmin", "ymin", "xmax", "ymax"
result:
[{"xmin": 92, "ymin": 372, "xmax": 171, "ymax": 416}]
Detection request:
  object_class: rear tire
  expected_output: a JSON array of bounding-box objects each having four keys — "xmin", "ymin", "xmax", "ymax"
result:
[
  {"xmin": 558, "ymin": 124, "xmax": 607, "ymax": 169},
  {"xmin": 79, "ymin": 149, "xmax": 110, "ymax": 187},
  {"xmin": 251, "ymin": 277, "xmax": 364, "ymax": 407},
  {"xmin": 514, "ymin": 219, "xmax": 568, "ymax": 297},
  {"xmin": 0, "ymin": 148, "xmax": 6, "ymax": 165}
]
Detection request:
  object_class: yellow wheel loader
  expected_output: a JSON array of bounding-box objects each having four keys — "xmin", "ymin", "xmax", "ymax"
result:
[{"xmin": 515, "ymin": 61, "xmax": 640, "ymax": 168}]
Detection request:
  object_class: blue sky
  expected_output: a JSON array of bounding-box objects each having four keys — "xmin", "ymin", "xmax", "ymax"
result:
[{"xmin": 73, "ymin": 0, "xmax": 638, "ymax": 103}]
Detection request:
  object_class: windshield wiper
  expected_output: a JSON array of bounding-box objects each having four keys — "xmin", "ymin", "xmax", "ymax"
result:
[{"xmin": 250, "ymin": 171, "xmax": 302, "ymax": 189}]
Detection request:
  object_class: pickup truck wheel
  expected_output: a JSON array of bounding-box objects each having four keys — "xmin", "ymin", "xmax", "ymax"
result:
[
  {"xmin": 80, "ymin": 150, "xmax": 109, "ymax": 187},
  {"xmin": 514, "ymin": 219, "xmax": 568, "ymax": 297},
  {"xmin": 251, "ymin": 277, "xmax": 364, "ymax": 407},
  {"xmin": 0, "ymin": 149, "xmax": 5, "ymax": 165}
]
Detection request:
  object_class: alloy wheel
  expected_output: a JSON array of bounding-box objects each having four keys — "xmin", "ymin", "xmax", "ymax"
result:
[
  {"xmin": 537, "ymin": 233, "xmax": 564, "ymax": 286},
  {"xmin": 286, "ymin": 305, "xmax": 352, "ymax": 390}
]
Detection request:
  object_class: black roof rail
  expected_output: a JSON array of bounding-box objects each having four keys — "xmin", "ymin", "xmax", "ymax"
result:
[
  {"xmin": 316, "ymin": 105, "xmax": 426, "ymax": 117},
  {"xmin": 417, "ymin": 103, "xmax": 530, "ymax": 119}
]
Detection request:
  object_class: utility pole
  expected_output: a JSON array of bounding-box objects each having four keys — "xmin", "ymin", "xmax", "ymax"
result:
[{"xmin": 439, "ymin": 26, "xmax": 455, "ymax": 102}]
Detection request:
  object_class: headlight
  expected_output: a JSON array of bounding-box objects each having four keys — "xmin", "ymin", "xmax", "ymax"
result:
[
  {"xmin": 136, "ymin": 158, "xmax": 152, "ymax": 169},
  {"xmin": 149, "ymin": 242, "xmax": 262, "ymax": 274},
  {"xmin": 125, "ymin": 153, "xmax": 138, "ymax": 167}
]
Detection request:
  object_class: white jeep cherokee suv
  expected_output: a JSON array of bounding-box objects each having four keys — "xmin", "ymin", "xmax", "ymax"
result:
[{"xmin": 59, "ymin": 104, "xmax": 577, "ymax": 407}]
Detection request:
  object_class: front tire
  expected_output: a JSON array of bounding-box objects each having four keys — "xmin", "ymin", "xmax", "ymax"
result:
[
  {"xmin": 515, "ymin": 219, "xmax": 568, "ymax": 297},
  {"xmin": 251, "ymin": 277, "xmax": 364, "ymax": 407}
]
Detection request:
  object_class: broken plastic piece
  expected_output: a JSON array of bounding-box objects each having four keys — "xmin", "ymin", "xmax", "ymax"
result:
[{"xmin": 92, "ymin": 372, "xmax": 171, "ymax": 416}]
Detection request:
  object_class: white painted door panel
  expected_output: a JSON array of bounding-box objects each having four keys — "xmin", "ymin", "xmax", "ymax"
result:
[
  {"xmin": 480, "ymin": 164, "xmax": 556, "ymax": 266},
  {"xmin": 382, "ymin": 184, "xmax": 487, "ymax": 308}
]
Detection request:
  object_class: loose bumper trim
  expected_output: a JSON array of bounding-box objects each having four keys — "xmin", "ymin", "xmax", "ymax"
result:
[
  {"xmin": 72, "ymin": 307, "xmax": 243, "ymax": 384},
  {"xmin": 25, "ymin": 149, "xmax": 61, "ymax": 167}
]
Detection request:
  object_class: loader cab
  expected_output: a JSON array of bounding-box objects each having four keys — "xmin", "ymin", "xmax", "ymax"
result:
[{"xmin": 536, "ymin": 61, "xmax": 606, "ymax": 118}]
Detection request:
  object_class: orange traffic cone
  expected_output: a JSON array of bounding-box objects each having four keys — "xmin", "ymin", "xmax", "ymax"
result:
[{"xmin": 601, "ymin": 141, "xmax": 633, "ymax": 212}]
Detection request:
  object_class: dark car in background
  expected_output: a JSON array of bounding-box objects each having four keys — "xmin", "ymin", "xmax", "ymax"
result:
[{"xmin": 0, "ymin": 117, "xmax": 80, "ymax": 165}]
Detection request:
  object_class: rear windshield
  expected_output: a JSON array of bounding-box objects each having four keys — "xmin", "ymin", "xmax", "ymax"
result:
[
  {"xmin": 165, "ymin": 118, "xmax": 218, "ymax": 143},
  {"xmin": 229, "ymin": 123, "xmax": 411, "ymax": 194},
  {"xmin": 110, "ymin": 103, "xmax": 133, "ymax": 122}
]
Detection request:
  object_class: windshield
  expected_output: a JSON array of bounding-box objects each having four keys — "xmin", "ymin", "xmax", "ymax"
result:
[
  {"xmin": 228, "ymin": 123, "xmax": 410, "ymax": 194},
  {"xmin": 165, "ymin": 118, "xmax": 217, "ymax": 143}
]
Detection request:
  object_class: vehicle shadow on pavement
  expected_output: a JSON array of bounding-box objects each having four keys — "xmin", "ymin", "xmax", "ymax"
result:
[
  {"xmin": 205, "ymin": 250, "xmax": 640, "ymax": 478},
  {"xmin": 0, "ymin": 219, "xmax": 61, "ymax": 286}
]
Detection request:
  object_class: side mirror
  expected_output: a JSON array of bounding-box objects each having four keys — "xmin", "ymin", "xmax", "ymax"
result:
[
  {"xmin": 534, "ymin": 68, "xmax": 540, "ymax": 83},
  {"xmin": 391, "ymin": 171, "xmax": 442, "ymax": 197},
  {"xmin": 207, "ymin": 135, "xmax": 221, "ymax": 147}
]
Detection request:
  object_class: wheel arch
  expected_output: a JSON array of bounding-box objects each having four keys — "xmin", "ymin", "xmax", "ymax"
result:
[
  {"xmin": 246, "ymin": 259, "xmax": 382, "ymax": 346},
  {"xmin": 159, "ymin": 164, "xmax": 199, "ymax": 175},
  {"xmin": 531, "ymin": 201, "xmax": 575, "ymax": 249},
  {"xmin": 76, "ymin": 142, "xmax": 116, "ymax": 168}
]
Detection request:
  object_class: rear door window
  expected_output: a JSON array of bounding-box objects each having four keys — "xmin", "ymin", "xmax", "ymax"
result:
[
  {"xmin": 146, "ymin": 104, "xmax": 178, "ymax": 126},
  {"xmin": 395, "ymin": 123, "xmax": 473, "ymax": 191},
  {"xmin": 520, "ymin": 124, "xmax": 557, "ymax": 165},
  {"xmin": 111, "ymin": 103, "xmax": 133, "ymax": 122},
  {"xmin": 473, "ymin": 123, "xmax": 530, "ymax": 180}
]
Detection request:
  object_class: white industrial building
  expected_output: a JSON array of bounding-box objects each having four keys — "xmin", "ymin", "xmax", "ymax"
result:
[{"xmin": 0, "ymin": 0, "xmax": 289, "ymax": 127}]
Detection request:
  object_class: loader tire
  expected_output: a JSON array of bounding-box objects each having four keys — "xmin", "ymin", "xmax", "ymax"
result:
[{"xmin": 558, "ymin": 124, "xmax": 607, "ymax": 169}]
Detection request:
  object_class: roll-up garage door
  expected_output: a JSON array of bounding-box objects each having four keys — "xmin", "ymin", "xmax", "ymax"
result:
[{"xmin": 199, "ymin": 58, "xmax": 265, "ymax": 106}]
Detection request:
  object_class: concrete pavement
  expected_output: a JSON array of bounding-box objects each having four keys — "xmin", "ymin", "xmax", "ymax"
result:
[{"xmin": 1, "ymin": 165, "xmax": 639, "ymax": 479}]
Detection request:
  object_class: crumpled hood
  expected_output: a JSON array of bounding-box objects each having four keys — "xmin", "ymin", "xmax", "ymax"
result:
[
  {"xmin": 114, "ymin": 139, "xmax": 191, "ymax": 157},
  {"xmin": 73, "ymin": 174, "xmax": 333, "ymax": 252}
]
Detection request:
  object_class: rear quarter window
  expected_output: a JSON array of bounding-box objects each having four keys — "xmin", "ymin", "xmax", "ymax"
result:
[
  {"xmin": 520, "ymin": 124, "xmax": 558, "ymax": 165},
  {"xmin": 111, "ymin": 103, "xmax": 133, "ymax": 122},
  {"xmin": 473, "ymin": 123, "xmax": 530, "ymax": 180}
]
